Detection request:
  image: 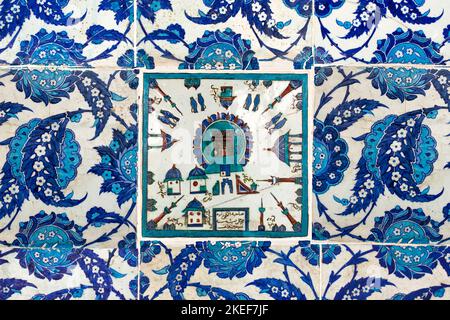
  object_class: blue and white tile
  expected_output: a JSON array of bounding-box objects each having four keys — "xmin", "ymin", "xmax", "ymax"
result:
[
  {"xmin": 313, "ymin": 0, "xmax": 449, "ymax": 65},
  {"xmin": 0, "ymin": 0, "xmax": 134, "ymax": 67},
  {"xmin": 313, "ymin": 65, "xmax": 450, "ymax": 243},
  {"xmin": 0, "ymin": 67, "xmax": 138, "ymax": 249},
  {"xmin": 320, "ymin": 244, "xmax": 450, "ymax": 300},
  {"xmin": 138, "ymin": 0, "xmax": 313, "ymax": 71},
  {"xmin": 0, "ymin": 245, "xmax": 138, "ymax": 300},
  {"xmin": 139, "ymin": 240, "xmax": 320, "ymax": 300}
]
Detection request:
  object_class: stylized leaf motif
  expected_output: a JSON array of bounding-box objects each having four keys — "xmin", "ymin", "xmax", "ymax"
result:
[
  {"xmin": 99, "ymin": 0, "xmax": 133, "ymax": 23},
  {"xmin": 32, "ymin": 285, "xmax": 89, "ymax": 300},
  {"xmin": 142, "ymin": 24, "xmax": 186, "ymax": 44},
  {"xmin": 167, "ymin": 245, "xmax": 203, "ymax": 300},
  {"xmin": 139, "ymin": 0, "xmax": 172, "ymax": 22},
  {"xmin": 185, "ymin": 0, "xmax": 242, "ymax": 25},
  {"xmin": 248, "ymin": 278, "xmax": 306, "ymax": 300},
  {"xmin": 334, "ymin": 277, "xmax": 394, "ymax": 300},
  {"xmin": 392, "ymin": 284, "xmax": 449, "ymax": 300},
  {"xmin": 340, "ymin": 108, "xmax": 443, "ymax": 216},
  {"xmin": 0, "ymin": 1, "xmax": 30, "ymax": 42},
  {"xmin": 195, "ymin": 285, "xmax": 252, "ymax": 300},
  {"xmin": 282, "ymin": 0, "xmax": 312, "ymax": 18},
  {"xmin": 241, "ymin": 0, "xmax": 287, "ymax": 39},
  {"xmin": 0, "ymin": 278, "xmax": 36, "ymax": 300},
  {"xmin": 377, "ymin": 109, "xmax": 442, "ymax": 202},
  {"xmin": 341, "ymin": 0, "xmax": 387, "ymax": 39},
  {"xmin": 86, "ymin": 25, "xmax": 125, "ymax": 45},
  {"xmin": 324, "ymin": 99, "xmax": 386, "ymax": 132},
  {"xmin": 386, "ymin": 0, "xmax": 443, "ymax": 25},
  {"xmin": 77, "ymin": 249, "xmax": 113, "ymax": 300},
  {"xmin": 0, "ymin": 102, "xmax": 31, "ymax": 126},
  {"xmin": 76, "ymin": 71, "xmax": 113, "ymax": 140},
  {"xmin": 19, "ymin": 114, "xmax": 86, "ymax": 207},
  {"xmin": 86, "ymin": 207, "xmax": 132, "ymax": 228},
  {"xmin": 28, "ymin": 0, "xmax": 86, "ymax": 25}
]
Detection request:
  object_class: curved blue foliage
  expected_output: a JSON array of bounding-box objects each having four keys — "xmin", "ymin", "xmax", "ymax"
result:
[
  {"xmin": 28, "ymin": 0, "xmax": 86, "ymax": 26},
  {"xmin": 86, "ymin": 25, "xmax": 125, "ymax": 45},
  {"xmin": 76, "ymin": 71, "xmax": 113, "ymax": 140},
  {"xmin": 0, "ymin": 102, "xmax": 31, "ymax": 126},
  {"xmin": 0, "ymin": 1, "xmax": 30, "ymax": 42},
  {"xmin": 323, "ymin": 99, "xmax": 386, "ymax": 132},
  {"xmin": 167, "ymin": 245, "xmax": 203, "ymax": 300},
  {"xmin": 32, "ymin": 285, "xmax": 89, "ymax": 300},
  {"xmin": 386, "ymin": 0, "xmax": 443, "ymax": 25},
  {"xmin": 334, "ymin": 277, "xmax": 394, "ymax": 300},
  {"xmin": 248, "ymin": 278, "xmax": 306, "ymax": 300},
  {"xmin": 77, "ymin": 249, "xmax": 113, "ymax": 300},
  {"xmin": 392, "ymin": 284, "xmax": 449, "ymax": 300},
  {"xmin": 0, "ymin": 278, "xmax": 36, "ymax": 300},
  {"xmin": 341, "ymin": 0, "xmax": 386, "ymax": 39}
]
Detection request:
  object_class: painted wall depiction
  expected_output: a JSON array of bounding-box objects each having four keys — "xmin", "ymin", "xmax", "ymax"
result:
[{"xmin": 142, "ymin": 75, "xmax": 309, "ymax": 237}]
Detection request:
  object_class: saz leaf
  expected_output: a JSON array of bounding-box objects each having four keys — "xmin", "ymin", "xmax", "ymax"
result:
[
  {"xmin": 247, "ymin": 278, "xmax": 306, "ymax": 300},
  {"xmin": 334, "ymin": 277, "xmax": 394, "ymax": 300}
]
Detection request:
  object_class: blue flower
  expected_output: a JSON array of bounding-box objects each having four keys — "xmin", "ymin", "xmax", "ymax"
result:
[
  {"xmin": 13, "ymin": 211, "xmax": 85, "ymax": 281},
  {"xmin": 315, "ymin": 0, "xmax": 345, "ymax": 18},
  {"xmin": 141, "ymin": 241, "xmax": 161, "ymax": 264},
  {"xmin": 117, "ymin": 49, "xmax": 154, "ymax": 89},
  {"xmin": 313, "ymin": 120, "xmax": 350, "ymax": 194},
  {"xmin": 11, "ymin": 29, "xmax": 86, "ymax": 105},
  {"xmin": 369, "ymin": 29, "xmax": 443, "ymax": 101},
  {"xmin": 294, "ymin": 46, "xmax": 334, "ymax": 85},
  {"xmin": 129, "ymin": 273, "xmax": 150, "ymax": 299},
  {"xmin": 294, "ymin": 47, "xmax": 313, "ymax": 69},
  {"xmin": 369, "ymin": 206, "xmax": 443, "ymax": 244},
  {"xmin": 89, "ymin": 125, "xmax": 137, "ymax": 206},
  {"xmin": 198, "ymin": 241, "xmax": 270, "ymax": 279},
  {"xmin": 118, "ymin": 232, "xmax": 138, "ymax": 267},
  {"xmin": 179, "ymin": 29, "xmax": 259, "ymax": 70},
  {"xmin": 374, "ymin": 245, "xmax": 443, "ymax": 280}
]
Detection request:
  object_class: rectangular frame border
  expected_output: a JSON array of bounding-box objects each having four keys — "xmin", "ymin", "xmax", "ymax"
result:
[{"xmin": 141, "ymin": 73, "xmax": 309, "ymax": 238}]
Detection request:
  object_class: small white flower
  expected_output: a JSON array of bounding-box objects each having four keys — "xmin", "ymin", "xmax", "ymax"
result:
[
  {"xmin": 96, "ymin": 100, "xmax": 104, "ymax": 108},
  {"xmin": 364, "ymin": 179, "xmax": 375, "ymax": 189},
  {"xmin": 215, "ymin": 62, "xmax": 224, "ymax": 70},
  {"xmin": 11, "ymin": 5, "xmax": 20, "ymax": 14},
  {"xmin": 34, "ymin": 145, "xmax": 47, "ymax": 157},
  {"xmin": 388, "ymin": 156, "xmax": 400, "ymax": 167},
  {"xmin": 5, "ymin": 14, "xmax": 13, "ymax": 23},
  {"xmin": 281, "ymin": 290, "xmax": 289, "ymax": 298},
  {"xmin": 258, "ymin": 12, "xmax": 267, "ymax": 22},
  {"xmin": 175, "ymin": 274, "xmax": 183, "ymax": 281},
  {"xmin": 325, "ymin": 133, "xmax": 332, "ymax": 141},
  {"xmin": 180, "ymin": 262, "xmax": 188, "ymax": 271},
  {"xmin": 329, "ymin": 173, "xmax": 336, "ymax": 179},
  {"xmin": 44, "ymin": 8, "xmax": 52, "ymax": 15},
  {"xmin": 271, "ymin": 286, "xmax": 279, "ymax": 293},
  {"xmin": 36, "ymin": 177, "xmax": 46, "ymax": 186},
  {"xmin": 366, "ymin": 2, "xmax": 377, "ymax": 12},
  {"xmin": 393, "ymin": 228, "xmax": 401, "ymax": 236},
  {"xmin": 211, "ymin": 13, "xmax": 218, "ymax": 20},
  {"xmin": 51, "ymin": 122, "xmax": 60, "ymax": 131},
  {"xmin": 38, "ymin": 233, "xmax": 45, "ymax": 240},
  {"xmin": 352, "ymin": 288, "xmax": 360, "ymax": 296},
  {"xmin": 354, "ymin": 107, "xmax": 361, "ymax": 114},
  {"xmin": 267, "ymin": 19, "xmax": 276, "ymax": 28},
  {"xmin": 225, "ymin": 50, "xmax": 233, "ymax": 58},
  {"xmin": 343, "ymin": 110, "xmax": 351, "ymax": 118},
  {"xmin": 44, "ymin": 189, "xmax": 52, "ymax": 197},
  {"xmin": 39, "ymin": 51, "xmax": 46, "ymax": 59},
  {"xmin": 219, "ymin": 6, "xmax": 227, "ymax": 14},
  {"xmin": 92, "ymin": 266, "xmax": 100, "ymax": 273},
  {"xmin": 401, "ymin": 6, "xmax": 409, "ymax": 14},
  {"xmin": 350, "ymin": 196, "xmax": 358, "ymax": 204},
  {"xmin": 333, "ymin": 116, "xmax": 342, "ymax": 126},
  {"xmin": 360, "ymin": 12, "xmax": 370, "ymax": 21},
  {"xmin": 188, "ymin": 253, "xmax": 196, "ymax": 261},
  {"xmin": 352, "ymin": 19, "xmax": 361, "ymax": 27},
  {"xmin": 91, "ymin": 88, "xmax": 100, "ymax": 97},
  {"xmin": 41, "ymin": 132, "xmax": 51, "ymax": 142},
  {"xmin": 390, "ymin": 141, "xmax": 402, "ymax": 152},
  {"xmin": 334, "ymin": 146, "xmax": 341, "ymax": 152},
  {"xmin": 410, "ymin": 12, "xmax": 417, "ymax": 20},
  {"xmin": 3, "ymin": 194, "xmax": 12, "ymax": 203},
  {"xmin": 33, "ymin": 161, "xmax": 44, "ymax": 172},
  {"xmin": 228, "ymin": 63, "xmax": 236, "ymax": 70},
  {"xmin": 215, "ymin": 48, "xmax": 222, "ymax": 55},
  {"xmin": 252, "ymin": 2, "xmax": 262, "ymax": 12},
  {"xmin": 82, "ymin": 77, "xmax": 92, "ymax": 86},
  {"xmin": 395, "ymin": 50, "xmax": 404, "ymax": 58},
  {"xmin": 84, "ymin": 257, "xmax": 91, "ymax": 264},
  {"xmin": 391, "ymin": 172, "xmax": 401, "ymax": 181},
  {"xmin": 358, "ymin": 189, "xmax": 368, "ymax": 198},
  {"xmin": 8, "ymin": 184, "xmax": 19, "ymax": 195},
  {"xmin": 400, "ymin": 183, "xmax": 408, "ymax": 192},
  {"xmin": 97, "ymin": 277, "xmax": 104, "ymax": 284},
  {"xmin": 0, "ymin": 111, "xmax": 5, "ymax": 118},
  {"xmin": 203, "ymin": 63, "xmax": 212, "ymax": 70},
  {"xmin": 406, "ymin": 119, "xmax": 415, "ymax": 127},
  {"xmin": 397, "ymin": 128, "xmax": 407, "ymax": 138},
  {"xmin": 438, "ymin": 75, "xmax": 447, "ymax": 85},
  {"xmin": 335, "ymin": 160, "xmax": 342, "ymax": 167}
]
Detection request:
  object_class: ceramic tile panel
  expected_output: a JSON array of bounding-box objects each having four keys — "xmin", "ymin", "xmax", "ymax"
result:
[
  {"xmin": 320, "ymin": 244, "xmax": 450, "ymax": 300},
  {"xmin": 0, "ymin": 0, "xmax": 135, "ymax": 67},
  {"xmin": 139, "ymin": 240, "xmax": 320, "ymax": 300},
  {"xmin": 0, "ymin": 245, "xmax": 138, "ymax": 300},
  {"xmin": 313, "ymin": 0, "xmax": 449, "ymax": 66},
  {"xmin": 0, "ymin": 67, "xmax": 138, "ymax": 249},
  {"xmin": 137, "ymin": 0, "xmax": 313, "ymax": 71},
  {"xmin": 141, "ymin": 73, "xmax": 309, "ymax": 238},
  {"xmin": 312, "ymin": 65, "xmax": 450, "ymax": 244}
]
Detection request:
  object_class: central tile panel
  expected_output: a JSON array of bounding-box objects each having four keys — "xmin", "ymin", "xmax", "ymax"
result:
[{"xmin": 142, "ymin": 73, "xmax": 309, "ymax": 238}]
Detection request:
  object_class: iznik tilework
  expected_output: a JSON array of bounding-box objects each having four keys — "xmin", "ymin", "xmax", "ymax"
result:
[
  {"xmin": 0, "ymin": 1, "xmax": 135, "ymax": 67},
  {"xmin": 142, "ymin": 74, "xmax": 308, "ymax": 237},
  {"xmin": 0, "ymin": 0, "xmax": 448, "ymax": 301},
  {"xmin": 313, "ymin": 65, "xmax": 450, "ymax": 243},
  {"xmin": 312, "ymin": 0, "xmax": 449, "ymax": 66},
  {"xmin": 137, "ymin": 0, "xmax": 313, "ymax": 71},
  {"xmin": 139, "ymin": 240, "xmax": 321, "ymax": 300}
]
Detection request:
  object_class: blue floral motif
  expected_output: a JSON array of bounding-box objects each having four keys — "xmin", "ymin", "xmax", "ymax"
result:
[
  {"xmin": 11, "ymin": 29, "xmax": 86, "ymax": 105},
  {"xmin": 199, "ymin": 241, "xmax": 270, "ymax": 279},
  {"xmin": 315, "ymin": 0, "xmax": 345, "ymax": 18},
  {"xmin": 368, "ymin": 206, "xmax": 443, "ymax": 244},
  {"xmin": 141, "ymin": 241, "xmax": 161, "ymax": 263},
  {"xmin": 374, "ymin": 245, "xmax": 443, "ymax": 280},
  {"xmin": 13, "ymin": 211, "xmax": 85, "ymax": 281},
  {"xmin": 179, "ymin": 29, "xmax": 259, "ymax": 70},
  {"xmin": 118, "ymin": 232, "xmax": 138, "ymax": 267},
  {"xmin": 89, "ymin": 125, "xmax": 138, "ymax": 206},
  {"xmin": 313, "ymin": 120, "xmax": 350, "ymax": 194},
  {"xmin": 100, "ymin": 0, "xmax": 172, "ymax": 23},
  {"xmin": 368, "ymin": 29, "xmax": 443, "ymax": 101},
  {"xmin": 294, "ymin": 46, "xmax": 335, "ymax": 84},
  {"xmin": 301, "ymin": 242, "xmax": 340, "ymax": 266},
  {"xmin": 118, "ymin": 49, "xmax": 154, "ymax": 88}
]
